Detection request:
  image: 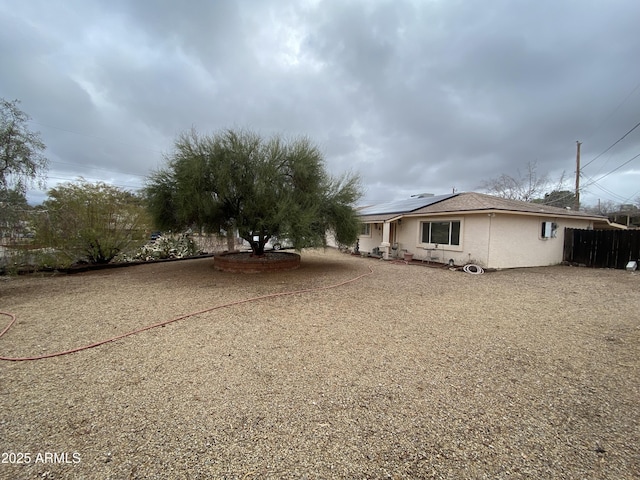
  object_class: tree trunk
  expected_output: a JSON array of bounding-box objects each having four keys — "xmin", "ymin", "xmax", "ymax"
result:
[
  {"xmin": 226, "ymin": 228, "xmax": 235, "ymax": 251},
  {"xmin": 251, "ymin": 241, "xmax": 265, "ymax": 256},
  {"xmin": 246, "ymin": 236, "xmax": 267, "ymax": 256}
]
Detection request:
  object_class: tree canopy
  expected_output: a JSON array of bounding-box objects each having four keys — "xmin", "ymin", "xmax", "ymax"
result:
[
  {"xmin": 532, "ymin": 189, "xmax": 576, "ymax": 209},
  {"xmin": 479, "ymin": 160, "xmax": 585, "ymax": 209},
  {"xmin": 479, "ymin": 161, "xmax": 552, "ymax": 202},
  {"xmin": 145, "ymin": 129, "xmax": 362, "ymax": 256},
  {"xmin": 0, "ymin": 98, "xmax": 48, "ymax": 193}
]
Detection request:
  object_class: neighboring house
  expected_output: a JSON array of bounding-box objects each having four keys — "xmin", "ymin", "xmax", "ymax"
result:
[
  {"xmin": 608, "ymin": 204, "xmax": 640, "ymax": 229},
  {"xmin": 357, "ymin": 192, "xmax": 617, "ymax": 269}
]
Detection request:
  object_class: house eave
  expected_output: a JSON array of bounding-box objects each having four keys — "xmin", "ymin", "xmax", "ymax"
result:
[
  {"xmin": 360, "ymin": 214, "xmax": 403, "ymax": 223},
  {"xmin": 400, "ymin": 208, "xmax": 606, "ymax": 222},
  {"xmin": 593, "ymin": 220, "xmax": 627, "ymax": 230}
]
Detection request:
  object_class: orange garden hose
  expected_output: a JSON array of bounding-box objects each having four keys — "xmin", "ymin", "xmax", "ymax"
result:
[{"xmin": 0, "ymin": 265, "xmax": 374, "ymax": 362}]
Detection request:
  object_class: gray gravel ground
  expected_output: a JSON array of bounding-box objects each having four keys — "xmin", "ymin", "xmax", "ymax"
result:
[{"xmin": 0, "ymin": 249, "xmax": 638, "ymax": 479}]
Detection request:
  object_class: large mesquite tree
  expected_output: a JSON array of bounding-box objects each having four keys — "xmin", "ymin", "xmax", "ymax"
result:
[{"xmin": 145, "ymin": 129, "xmax": 362, "ymax": 256}]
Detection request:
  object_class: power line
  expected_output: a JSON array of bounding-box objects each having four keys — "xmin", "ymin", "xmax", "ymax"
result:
[
  {"xmin": 581, "ymin": 76, "xmax": 640, "ymax": 170},
  {"xmin": 624, "ymin": 189, "xmax": 640, "ymax": 203},
  {"xmin": 589, "ymin": 182, "xmax": 632, "ymax": 203},
  {"xmin": 585, "ymin": 151, "xmax": 640, "ymax": 183},
  {"xmin": 569, "ymin": 151, "xmax": 640, "ymax": 205},
  {"xmin": 581, "ymin": 119, "xmax": 640, "ymax": 169},
  {"xmin": 585, "ymin": 79, "xmax": 640, "ymax": 139},
  {"xmin": 538, "ymin": 150, "xmax": 640, "ymax": 208}
]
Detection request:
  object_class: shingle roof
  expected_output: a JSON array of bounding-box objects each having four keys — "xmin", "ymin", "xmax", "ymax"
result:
[
  {"xmin": 359, "ymin": 192, "xmax": 607, "ymax": 221},
  {"xmin": 410, "ymin": 192, "xmax": 604, "ymax": 217}
]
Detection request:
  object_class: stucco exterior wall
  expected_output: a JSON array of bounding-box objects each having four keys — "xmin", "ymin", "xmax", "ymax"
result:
[
  {"xmin": 458, "ymin": 215, "xmax": 491, "ymax": 266},
  {"xmin": 357, "ymin": 223, "xmax": 384, "ymax": 253},
  {"xmin": 485, "ymin": 215, "xmax": 592, "ymax": 269},
  {"xmin": 398, "ymin": 215, "xmax": 491, "ymax": 266},
  {"xmin": 359, "ymin": 214, "xmax": 594, "ymax": 268},
  {"xmin": 393, "ymin": 217, "xmax": 419, "ymax": 258}
]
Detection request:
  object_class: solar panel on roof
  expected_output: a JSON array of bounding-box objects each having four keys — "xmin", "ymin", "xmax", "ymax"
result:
[{"xmin": 358, "ymin": 193, "xmax": 456, "ymax": 216}]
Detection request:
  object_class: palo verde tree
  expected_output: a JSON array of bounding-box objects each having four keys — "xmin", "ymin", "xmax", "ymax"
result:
[
  {"xmin": 35, "ymin": 180, "xmax": 151, "ymax": 264},
  {"xmin": 145, "ymin": 128, "xmax": 362, "ymax": 256}
]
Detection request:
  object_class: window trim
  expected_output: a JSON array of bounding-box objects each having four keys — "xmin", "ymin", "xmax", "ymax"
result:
[
  {"xmin": 418, "ymin": 219, "xmax": 463, "ymax": 249},
  {"xmin": 540, "ymin": 221, "xmax": 558, "ymax": 240},
  {"xmin": 359, "ymin": 223, "xmax": 372, "ymax": 237}
]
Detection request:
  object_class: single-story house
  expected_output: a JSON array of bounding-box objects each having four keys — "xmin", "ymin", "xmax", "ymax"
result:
[{"xmin": 357, "ymin": 192, "xmax": 617, "ymax": 269}]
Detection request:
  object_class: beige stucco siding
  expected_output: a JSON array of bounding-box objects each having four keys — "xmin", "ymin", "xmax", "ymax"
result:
[
  {"xmin": 400, "ymin": 213, "xmax": 592, "ymax": 269},
  {"xmin": 458, "ymin": 215, "xmax": 491, "ymax": 266},
  {"xmin": 485, "ymin": 215, "xmax": 592, "ymax": 268},
  {"xmin": 392, "ymin": 216, "xmax": 457, "ymax": 263},
  {"xmin": 397, "ymin": 215, "xmax": 491, "ymax": 266},
  {"xmin": 357, "ymin": 223, "xmax": 384, "ymax": 253},
  {"xmin": 359, "ymin": 214, "xmax": 594, "ymax": 268},
  {"xmin": 396, "ymin": 217, "xmax": 426, "ymax": 258},
  {"xmin": 359, "ymin": 216, "xmax": 492, "ymax": 264},
  {"xmin": 394, "ymin": 217, "xmax": 419, "ymax": 256}
]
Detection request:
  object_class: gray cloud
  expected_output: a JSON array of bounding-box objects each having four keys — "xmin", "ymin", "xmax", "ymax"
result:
[{"xmin": 1, "ymin": 0, "xmax": 639, "ymax": 207}]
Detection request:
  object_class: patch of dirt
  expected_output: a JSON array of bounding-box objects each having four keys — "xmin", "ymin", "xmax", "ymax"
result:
[{"xmin": 0, "ymin": 249, "xmax": 638, "ymax": 479}]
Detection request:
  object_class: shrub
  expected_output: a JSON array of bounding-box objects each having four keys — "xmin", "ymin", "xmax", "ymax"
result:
[{"xmin": 116, "ymin": 232, "xmax": 200, "ymax": 262}]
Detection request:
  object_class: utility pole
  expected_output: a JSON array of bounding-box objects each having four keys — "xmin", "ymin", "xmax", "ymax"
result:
[{"xmin": 574, "ymin": 141, "xmax": 581, "ymax": 210}]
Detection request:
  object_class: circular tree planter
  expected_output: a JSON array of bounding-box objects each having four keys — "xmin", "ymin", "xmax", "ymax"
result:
[{"xmin": 214, "ymin": 251, "xmax": 301, "ymax": 273}]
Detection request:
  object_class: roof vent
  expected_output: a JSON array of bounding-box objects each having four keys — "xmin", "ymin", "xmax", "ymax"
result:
[{"xmin": 411, "ymin": 193, "xmax": 434, "ymax": 198}]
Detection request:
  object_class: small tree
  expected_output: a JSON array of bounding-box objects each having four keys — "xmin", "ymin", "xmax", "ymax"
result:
[
  {"xmin": 35, "ymin": 180, "xmax": 151, "ymax": 264},
  {"xmin": 146, "ymin": 128, "xmax": 362, "ymax": 256},
  {"xmin": 1, "ymin": 98, "xmax": 48, "ymax": 193}
]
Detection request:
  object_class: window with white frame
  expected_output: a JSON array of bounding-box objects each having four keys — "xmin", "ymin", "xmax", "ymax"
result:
[
  {"xmin": 360, "ymin": 223, "xmax": 371, "ymax": 236},
  {"xmin": 421, "ymin": 220, "xmax": 461, "ymax": 246},
  {"xmin": 540, "ymin": 221, "xmax": 558, "ymax": 239}
]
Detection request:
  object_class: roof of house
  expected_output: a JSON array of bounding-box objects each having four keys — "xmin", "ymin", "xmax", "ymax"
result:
[
  {"xmin": 359, "ymin": 192, "xmax": 608, "ymax": 222},
  {"xmin": 357, "ymin": 193, "xmax": 456, "ymax": 216}
]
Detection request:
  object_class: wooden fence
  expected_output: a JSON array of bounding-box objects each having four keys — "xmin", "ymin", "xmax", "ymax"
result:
[{"xmin": 563, "ymin": 228, "xmax": 640, "ymax": 269}]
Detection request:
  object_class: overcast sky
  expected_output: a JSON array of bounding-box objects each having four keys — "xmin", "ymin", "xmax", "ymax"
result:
[{"xmin": 2, "ymin": 0, "xmax": 639, "ymax": 208}]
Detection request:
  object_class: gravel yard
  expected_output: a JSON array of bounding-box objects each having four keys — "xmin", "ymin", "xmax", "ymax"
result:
[{"xmin": 0, "ymin": 248, "xmax": 638, "ymax": 479}]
